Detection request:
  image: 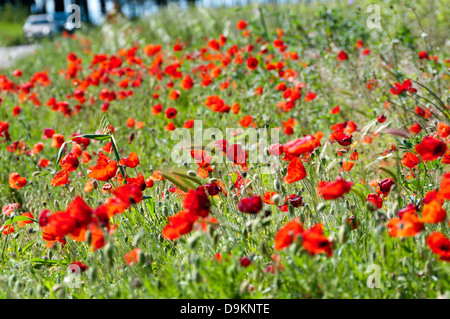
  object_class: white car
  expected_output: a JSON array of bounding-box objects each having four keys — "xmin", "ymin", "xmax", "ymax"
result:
[{"xmin": 23, "ymin": 14, "xmax": 58, "ymax": 40}]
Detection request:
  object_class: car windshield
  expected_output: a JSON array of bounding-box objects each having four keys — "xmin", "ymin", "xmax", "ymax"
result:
[{"xmin": 29, "ymin": 20, "xmax": 50, "ymax": 25}]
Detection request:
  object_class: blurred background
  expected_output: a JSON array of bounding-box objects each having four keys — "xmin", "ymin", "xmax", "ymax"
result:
[{"xmin": 0, "ymin": 0, "xmax": 319, "ymax": 46}]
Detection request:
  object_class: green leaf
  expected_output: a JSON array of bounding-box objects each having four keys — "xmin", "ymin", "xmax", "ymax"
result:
[
  {"xmin": 1, "ymin": 215, "xmax": 36, "ymax": 228},
  {"xmin": 30, "ymin": 258, "xmax": 69, "ymax": 265}
]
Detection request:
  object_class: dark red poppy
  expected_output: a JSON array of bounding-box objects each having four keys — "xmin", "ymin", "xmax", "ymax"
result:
[
  {"xmin": 238, "ymin": 195, "xmax": 263, "ymax": 214},
  {"xmin": 183, "ymin": 188, "xmax": 211, "ymax": 218},
  {"xmin": 414, "ymin": 136, "xmax": 447, "ymax": 161},
  {"xmin": 331, "ymin": 131, "xmax": 353, "ymax": 146}
]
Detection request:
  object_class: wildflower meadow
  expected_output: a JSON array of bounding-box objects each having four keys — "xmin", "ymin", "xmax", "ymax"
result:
[{"xmin": 0, "ymin": 0, "xmax": 449, "ymax": 300}]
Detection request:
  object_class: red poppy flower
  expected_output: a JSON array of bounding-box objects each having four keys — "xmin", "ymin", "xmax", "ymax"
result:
[
  {"xmin": 390, "ymin": 79, "xmax": 416, "ymax": 95},
  {"xmin": 183, "ymin": 188, "xmax": 211, "ymax": 218},
  {"xmin": 414, "ymin": 136, "xmax": 447, "ymax": 161},
  {"xmin": 9, "ymin": 172, "xmax": 27, "ymax": 189},
  {"xmin": 126, "ymin": 173, "xmax": 146, "ymax": 191},
  {"xmin": 236, "ymin": 20, "xmax": 248, "ymax": 30},
  {"xmin": 409, "ymin": 122, "xmax": 422, "ymax": 134},
  {"xmin": 341, "ymin": 161, "xmax": 354, "ymax": 172},
  {"xmin": 378, "ymin": 178, "xmax": 395, "ymax": 196},
  {"xmin": 274, "ymin": 219, "xmax": 304, "ymax": 250},
  {"xmin": 239, "ymin": 256, "xmax": 252, "ymax": 267},
  {"xmin": 238, "ymin": 195, "xmax": 263, "ymax": 214},
  {"xmin": 401, "ymin": 152, "xmax": 419, "ymax": 169},
  {"xmin": 284, "ymin": 157, "xmax": 307, "ymax": 183},
  {"xmin": 318, "ymin": 177, "xmax": 353, "ymax": 200},
  {"xmin": 70, "ymin": 261, "xmax": 88, "ymax": 272},
  {"xmin": 124, "ymin": 248, "xmax": 141, "ymax": 265},
  {"xmin": 51, "ymin": 134, "xmax": 65, "ymax": 148},
  {"xmin": 377, "ymin": 114, "xmax": 386, "ymax": 123},
  {"xmin": 162, "ymin": 210, "xmax": 198, "ymax": 240},
  {"xmin": 226, "ymin": 143, "xmax": 246, "ymax": 164},
  {"xmin": 330, "ymin": 105, "xmax": 340, "ymax": 114},
  {"xmin": 304, "ymin": 91, "xmax": 317, "ymax": 102},
  {"xmin": 66, "ymin": 197, "xmax": 93, "ymax": 228},
  {"xmin": 88, "ymin": 152, "xmax": 118, "ymax": 181},
  {"xmin": 426, "ymin": 232, "xmax": 450, "ymax": 261},
  {"xmin": 239, "ymin": 115, "xmax": 253, "ymax": 128},
  {"xmin": 119, "ymin": 152, "xmax": 140, "ymax": 168},
  {"xmin": 180, "ymin": 75, "xmax": 194, "ymax": 90},
  {"xmin": 438, "ymin": 123, "xmax": 450, "ymax": 138},
  {"xmin": 387, "ymin": 212, "xmax": 424, "ymax": 237},
  {"xmin": 302, "ymin": 224, "xmax": 333, "ymax": 257},
  {"xmin": 366, "ymin": 193, "xmax": 383, "ymax": 209},
  {"xmin": 283, "ymin": 135, "xmax": 320, "ymax": 156},
  {"xmin": 337, "ymin": 50, "xmax": 348, "ymax": 61},
  {"xmin": 418, "ymin": 51, "xmax": 429, "ymax": 60},
  {"xmin": 60, "ymin": 153, "xmax": 79, "ymax": 172},
  {"xmin": 397, "ymin": 203, "xmax": 418, "ymax": 218},
  {"xmin": 2, "ymin": 203, "xmax": 20, "ymax": 216},
  {"xmin": 269, "ymin": 143, "xmax": 284, "ymax": 156},
  {"xmin": 199, "ymin": 182, "xmax": 221, "ymax": 196},
  {"xmin": 263, "ymin": 191, "xmax": 278, "ymax": 205},
  {"xmin": 420, "ymin": 200, "xmax": 446, "ymax": 223},
  {"xmin": 331, "ymin": 131, "xmax": 353, "ymax": 146},
  {"xmin": 247, "ymin": 56, "xmax": 258, "ymax": 70},
  {"xmin": 183, "ymin": 119, "xmax": 194, "ymax": 128},
  {"xmin": 42, "ymin": 128, "xmax": 55, "ymax": 139},
  {"xmin": 51, "ymin": 170, "xmax": 70, "ymax": 186}
]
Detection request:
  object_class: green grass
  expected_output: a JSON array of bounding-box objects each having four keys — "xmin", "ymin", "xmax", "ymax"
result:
[
  {"xmin": 0, "ymin": 0, "xmax": 449, "ymax": 299},
  {"xmin": 0, "ymin": 22, "xmax": 25, "ymax": 47}
]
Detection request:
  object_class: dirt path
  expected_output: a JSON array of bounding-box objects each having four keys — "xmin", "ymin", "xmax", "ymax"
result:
[{"xmin": 0, "ymin": 44, "xmax": 38, "ymax": 69}]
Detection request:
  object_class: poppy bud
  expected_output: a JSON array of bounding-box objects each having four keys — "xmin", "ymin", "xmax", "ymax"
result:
[
  {"xmin": 138, "ymin": 250, "xmax": 146, "ymax": 265},
  {"xmin": 274, "ymin": 180, "xmax": 281, "ymax": 191},
  {"xmin": 92, "ymin": 180, "xmax": 98, "ymax": 189},
  {"xmin": 259, "ymin": 242, "xmax": 268, "ymax": 255},
  {"xmin": 132, "ymin": 231, "xmax": 144, "ymax": 247},
  {"xmin": 272, "ymin": 194, "xmax": 281, "ymax": 205},
  {"xmin": 288, "ymin": 203, "xmax": 295, "ymax": 215},
  {"xmin": 8, "ymin": 275, "xmax": 16, "ymax": 287},
  {"xmin": 209, "ymin": 178, "xmax": 218, "ymax": 183},
  {"xmin": 163, "ymin": 189, "xmax": 170, "ymax": 198},
  {"xmin": 339, "ymin": 224, "xmax": 348, "ymax": 244},
  {"xmin": 105, "ymin": 243, "xmax": 114, "ymax": 267},
  {"xmin": 162, "ymin": 205, "xmax": 169, "ymax": 217},
  {"xmin": 239, "ymin": 280, "xmax": 252, "ymax": 295},
  {"xmin": 32, "ymin": 171, "xmax": 40, "ymax": 177},
  {"xmin": 54, "ymin": 200, "xmax": 60, "ymax": 209},
  {"xmin": 187, "ymin": 232, "xmax": 202, "ymax": 249},
  {"xmin": 187, "ymin": 170, "xmax": 197, "ymax": 177}
]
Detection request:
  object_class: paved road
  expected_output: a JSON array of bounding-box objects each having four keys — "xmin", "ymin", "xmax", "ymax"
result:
[{"xmin": 0, "ymin": 44, "xmax": 38, "ymax": 69}]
